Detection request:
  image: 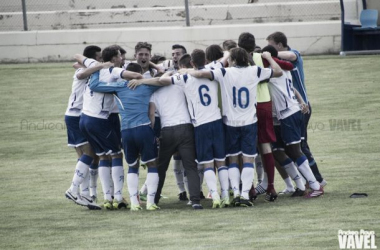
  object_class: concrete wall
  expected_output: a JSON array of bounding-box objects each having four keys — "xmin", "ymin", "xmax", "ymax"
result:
[
  {"xmin": 0, "ymin": 21, "xmax": 341, "ymax": 63},
  {"xmin": 1, "ymin": 1, "xmax": 340, "ymax": 31}
]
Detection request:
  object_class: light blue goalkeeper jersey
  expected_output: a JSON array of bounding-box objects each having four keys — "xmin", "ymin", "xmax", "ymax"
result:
[{"xmin": 89, "ymin": 71, "xmax": 160, "ymax": 130}]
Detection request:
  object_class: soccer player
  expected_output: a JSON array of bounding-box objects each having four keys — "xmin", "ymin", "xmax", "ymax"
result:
[
  {"xmin": 89, "ymin": 62, "xmax": 168, "ymax": 211},
  {"xmin": 262, "ymin": 45, "xmax": 323, "ymax": 198},
  {"xmin": 159, "ymin": 49, "xmax": 230, "ymax": 208},
  {"xmin": 162, "ymin": 44, "xmax": 187, "ymax": 72},
  {"xmin": 64, "ymin": 45, "xmax": 105, "ymax": 210},
  {"xmin": 266, "ymin": 31, "xmax": 327, "ymax": 187},
  {"xmin": 129, "ymin": 60, "xmax": 203, "ymax": 209},
  {"xmin": 75, "ymin": 46, "xmax": 142, "ymax": 210},
  {"xmin": 238, "ymin": 32, "xmax": 278, "ymax": 201},
  {"xmin": 160, "ymin": 44, "xmax": 190, "ymax": 201},
  {"xmin": 187, "ymin": 48, "xmax": 283, "ymax": 206}
]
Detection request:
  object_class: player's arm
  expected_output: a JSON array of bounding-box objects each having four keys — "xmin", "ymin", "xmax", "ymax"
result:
[
  {"xmin": 73, "ymin": 62, "xmax": 82, "ymax": 69},
  {"xmin": 127, "ymin": 77, "xmax": 169, "ymax": 90},
  {"xmin": 294, "ymin": 88, "xmax": 309, "ymax": 114},
  {"xmin": 188, "ymin": 70, "xmax": 213, "ymax": 80},
  {"xmin": 149, "ymin": 61, "xmax": 165, "ymax": 75},
  {"xmin": 261, "ymin": 52, "xmax": 282, "ymax": 77},
  {"xmin": 218, "ymin": 50, "xmax": 230, "ymax": 67},
  {"xmin": 76, "ymin": 62, "xmax": 113, "ymax": 80},
  {"xmin": 277, "ymin": 51, "xmax": 297, "ymax": 62},
  {"xmin": 158, "ymin": 71, "xmax": 175, "ymax": 85},
  {"xmin": 121, "ymin": 70, "xmax": 143, "ymax": 80},
  {"xmin": 88, "ymin": 71, "xmax": 126, "ymax": 93},
  {"xmin": 149, "ymin": 102, "xmax": 156, "ymax": 128}
]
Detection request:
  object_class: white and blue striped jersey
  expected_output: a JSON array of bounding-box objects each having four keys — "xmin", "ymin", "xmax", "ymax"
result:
[
  {"xmin": 65, "ymin": 58, "xmax": 97, "ymax": 117},
  {"xmin": 171, "ymin": 70, "xmax": 221, "ymax": 127},
  {"xmin": 205, "ymin": 61, "xmax": 224, "ymax": 70},
  {"xmin": 211, "ymin": 66, "xmax": 273, "ymax": 127},
  {"xmin": 267, "ymin": 69, "xmax": 300, "ymax": 120},
  {"xmin": 82, "ymin": 67, "xmax": 124, "ymax": 119}
]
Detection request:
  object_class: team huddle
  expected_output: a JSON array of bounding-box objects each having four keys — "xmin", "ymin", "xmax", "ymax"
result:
[{"xmin": 64, "ymin": 31, "xmax": 327, "ymax": 211}]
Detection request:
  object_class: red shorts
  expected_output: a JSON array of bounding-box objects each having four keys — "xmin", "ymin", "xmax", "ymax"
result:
[{"xmin": 257, "ymin": 101, "xmax": 276, "ymax": 143}]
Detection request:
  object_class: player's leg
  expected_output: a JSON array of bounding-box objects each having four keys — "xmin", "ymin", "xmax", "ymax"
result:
[
  {"xmin": 274, "ymin": 159, "xmax": 295, "ymax": 194},
  {"xmin": 301, "ymin": 104, "xmax": 325, "ymax": 184},
  {"xmin": 154, "ymin": 126, "xmax": 179, "ymax": 205},
  {"xmin": 255, "ymin": 154, "xmax": 264, "ymax": 185},
  {"xmin": 177, "ymin": 124, "xmax": 202, "ymax": 209},
  {"xmin": 172, "ymin": 153, "xmax": 188, "ymax": 200},
  {"xmin": 282, "ymin": 112, "xmax": 322, "ymax": 198},
  {"xmin": 138, "ymin": 125, "xmax": 160, "ymax": 210},
  {"xmin": 239, "ymin": 123, "xmax": 259, "ymax": 207}
]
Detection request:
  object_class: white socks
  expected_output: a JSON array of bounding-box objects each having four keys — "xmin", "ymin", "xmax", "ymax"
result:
[
  {"xmin": 99, "ymin": 160, "xmax": 113, "ymax": 201},
  {"xmin": 228, "ymin": 163, "xmax": 241, "ymax": 197},
  {"xmin": 70, "ymin": 155, "xmax": 92, "ymax": 195},
  {"xmin": 241, "ymin": 163, "xmax": 254, "ymax": 200},
  {"xmin": 173, "ymin": 159, "xmax": 186, "ymax": 193},
  {"xmin": 204, "ymin": 168, "xmax": 220, "ymax": 201},
  {"xmin": 296, "ymin": 156, "xmax": 320, "ymax": 190},
  {"xmin": 217, "ymin": 166, "xmax": 229, "ymax": 199},
  {"xmin": 111, "ymin": 158, "xmax": 124, "ymax": 201},
  {"xmin": 127, "ymin": 167, "xmax": 139, "ymax": 205},
  {"xmin": 146, "ymin": 168, "xmax": 159, "ymax": 204},
  {"xmin": 281, "ymin": 158, "xmax": 305, "ymax": 191}
]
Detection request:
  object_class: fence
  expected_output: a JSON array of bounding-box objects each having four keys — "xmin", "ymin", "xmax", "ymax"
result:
[{"xmin": 0, "ymin": 0, "xmax": 341, "ymax": 31}]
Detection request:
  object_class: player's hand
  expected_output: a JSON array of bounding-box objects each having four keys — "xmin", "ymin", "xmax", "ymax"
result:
[
  {"xmin": 300, "ymin": 103, "xmax": 310, "ymax": 114},
  {"xmin": 101, "ymin": 62, "xmax": 114, "ymax": 69},
  {"xmin": 261, "ymin": 51, "xmax": 272, "ymax": 60},
  {"xmin": 128, "ymin": 79, "xmax": 142, "ymax": 90}
]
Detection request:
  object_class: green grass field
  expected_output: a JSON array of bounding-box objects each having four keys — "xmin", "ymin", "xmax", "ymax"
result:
[{"xmin": 0, "ymin": 56, "xmax": 379, "ymax": 250}]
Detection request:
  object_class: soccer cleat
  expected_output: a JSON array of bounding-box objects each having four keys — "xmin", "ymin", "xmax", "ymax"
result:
[
  {"xmin": 221, "ymin": 197, "xmax": 230, "ymax": 207},
  {"xmin": 291, "ymin": 188, "xmax": 306, "ymax": 197},
  {"xmin": 90, "ymin": 195, "xmax": 98, "ymax": 203},
  {"xmin": 320, "ymin": 179, "xmax": 328, "ymax": 187},
  {"xmin": 229, "ymin": 189, "xmax": 234, "ymax": 197},
  {"xmin": 139, "ymin": 192, "xmax": 147, "ymax": 202},
  {"xmin": 304, "ymin": 186, "xmax": 324, "ymax": 198},
  {"xmin": 255, "ymin": 185, "xmax": 266, "ymax": 196},
  {"xmin": 81, "ymin": 195, "xmax": 102, "ymax": 210},
  {"xmin": 178, "ymin": 191, "xmax": 189, "ymax": 201},
  {"xmin": 239, "ymin": 197, "xmax": 253, "ymax": 207},
  {"xmin": 265, "ymin": 192, "xmax": 278, "ymax": 202},
  {"xmin": 279, "ymin": 188, "xmax": 295, "ymax": 195},
  {"xmin": 192, "ymin": 204, "xmax": 204, "ymax": 210},
  {"xmin": 187, "ymin": 200, "xmax": 192, "ymax": 206},
  {"xmin": 65, "ymin": 189, "xmax": 87, "ymax": 207},
  {"xmin": 146, "ymin": 203, "xmax": 160, "ymax": 211},
  {"xmin": 212, "ymin": 199, "xmax": 221, "ymax": 209},
  {"xmin": 200, "ymin": 191, "xmax": 206, "ymax": 199},
  {"xmin": 249, "ymin": 186, "xmax": 257, "ymax": 201},
  {"xmin": 112, "ymin": 198, "xmax": 129, "ymax": 210},
  {"xmin": 231, "ymin": 196, "xmax": 241, "ymax": 207},
  {"xmin": 103, "ymin": 200, "xmax": 113, "ymax": 210},
  {"xmin": 130, "ymin": 204, "xmax": 143, "ymax": 211}
]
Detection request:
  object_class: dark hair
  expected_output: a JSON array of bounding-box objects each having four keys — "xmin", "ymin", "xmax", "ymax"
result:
[
  {"xmin": 266, "ymin": 31, "xmax": 288, "ymax": 48},
  {"xmin": 178, "ymin": 54, "xmax": 192, "ymax": 68},
  {"xmin": 222, "ymin": 40, "xmax": 237, "ymax": 51},
  {"xmin": 205, "ymin": 44, "xmax": 224, "ymax": 62},
  {"xmin": 83, "ymin": 45, "xmax": 101, "ymax": 60},
  {"xmin": 102, "ymin": 45, "xmax": 120, "ymax": 62},
  {"xmin": 135, "ymin": 42, "xmax": 152, "ymax": 54},
  {"xmin": 191, "ymin": 49, "xmax": 206, "ymax": 68},
  {"xmin": 151, "ymin": 54, "xmax": 166, "ymax": 64},
  {"xmin": 172, "ymin": 44, "xmax": 187, "ymax": 54},
  {"xmin": 238, "ymin": 32, "xmax": 256, "ymax": 53},
  {"xmin": 254, "ymin": 45, "xmax": 262, "ymax": 53},
  {"xmin": 119, "ymin": 47, "xmax": 126, "ymax": 55},
  {"xmin": 262, "ymin": 45, "xmax": 278, "ymax": 57},
  {"xmin": 126, "ymin": 62, "xmax": 143, "ymax": 74},
  {"xmin": 230, "ymin": 48, "xmax": 250, "ymax": 67}
]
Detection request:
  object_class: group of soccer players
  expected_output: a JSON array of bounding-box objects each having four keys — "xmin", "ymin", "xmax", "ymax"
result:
[{"xmin": 64, "ymin": 30, "xmax": 327, "ymax": 211}]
